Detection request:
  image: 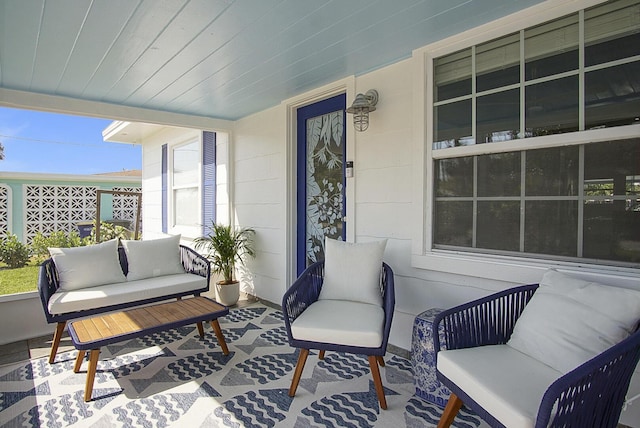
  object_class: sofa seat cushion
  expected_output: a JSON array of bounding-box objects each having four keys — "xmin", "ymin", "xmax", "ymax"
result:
[
  {"xmin": 290, "ymin": 299, "xmax": 384, "ymax": 348},
  {"xmin": 48, "ymin": 273, "xmax": 207, "ymax": 315},
  {"xmin": 437, "ymin": 345, "xmax": 562, "ymax": 428}
]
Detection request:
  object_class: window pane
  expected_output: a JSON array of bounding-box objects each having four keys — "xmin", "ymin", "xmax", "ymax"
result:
[
  {"xmin": 526, "ymin": 146, "xmax": 579, "ymax": 196},
  {"xmin": 477, "ymin": 89, "xmax": 520, "ymax": 144},
  {"xmin": 525, "ymin": 14, "xmax": 579, "ymax": 80},
  {"xmin": 434, "ymin": 201, "xmax": 472, "ymax": 247},
  {"xmin": 585, "ymin": 0, "xmax": 640, "ymax": 66},
  {"xmin": 477, "ymin": 201, "xmax": 520, "ymax": 251},
  {"xmin": 525, "ymin": 200, "xmax": 577, "ymax": 256},
  {"xmin": 435, "ymin": 157, "xmax": 473, "ymax": 197},
  {"xmin": 173, "ymin": 140, "xmax": 199, "ymax": 187},
  {"xmin": 477, "ymin": 152, "xmax": 521, "ymax": 197},
  {"xmin": 585, "ymin": 61, "xmax": 640, "ymax": 129},
  {"xmin": 525, "ymin": 76, "xmax": 579, "ymax": 136},
  {"xmin": 476, "ymin": 33, "xmax": 520, "ymax": 92},
  {"xmin": 434, "ymin": 99, "xmax": 472, "ymax": 149},
  {"xmin": 583, "ymin": 138, "xmax": 640, "ymax": 263},
  {"xmin": 434, "ymin": 48, "xmax": 471, "ymax": 101},
  {"xmin": 174, "ymin": 188, "xmax": 199, "ymax": 226}
]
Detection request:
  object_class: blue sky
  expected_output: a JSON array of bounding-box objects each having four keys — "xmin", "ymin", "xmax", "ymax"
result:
[{"xmin": 0, "ymin": 107, "xmax": 142, "ymax": 175}]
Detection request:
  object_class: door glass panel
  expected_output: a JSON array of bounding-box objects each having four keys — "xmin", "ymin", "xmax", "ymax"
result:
[{"xmin": 305, "ymin": 110, "xmax": 344, "ymax": 266}]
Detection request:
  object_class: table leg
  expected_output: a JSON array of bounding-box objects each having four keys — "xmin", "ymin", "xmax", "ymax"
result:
[
  {"xmin": 210, "ymin": 319, "xmax": 229, "ymax": 355},
  {"xmin": 84, "ymin": 349, "xmax": 100, "ymax": 402},
  {"xmin": 74, "ymin": 350, "xmax": 86, "ymax": 373},
  {"xmin": 196, "ymin": 321, "xmax": 204, "ymax": 338}
]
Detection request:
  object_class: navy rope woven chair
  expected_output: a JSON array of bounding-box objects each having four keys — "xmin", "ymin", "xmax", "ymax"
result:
[
  {"xmin": 282, "ymin": 238, "xmax": 395, "ymax": 409},
  {"xmin": 433, "ymin": 270, "xmax": 640, "ymax": 428}
]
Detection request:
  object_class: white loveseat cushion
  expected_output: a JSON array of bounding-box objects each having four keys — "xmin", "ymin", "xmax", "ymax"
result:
[
  {"xmin": 122, "ymin": 235, "xmax": 185, "ymax": 281},
  {"xmin": 437, "ymin": 345, "xmax": 562, "ymax": 428},
  {"xmin": 318, "ymin": 238, "xmax": 387, "ymax": 306},
  {"xmin": 507, "ymin": 269, "xmax": 640, "ymax": 373},
  {"xmin": 48, "ymin": 273, "xmax": 206, "ymax": 315},
  {"xmin": 48, "ymin": 239, "xmax": 126, "ymax": 291},
  {"xmin": 290, "ymin": 299, "xmax": 384, "ymax": 348}
]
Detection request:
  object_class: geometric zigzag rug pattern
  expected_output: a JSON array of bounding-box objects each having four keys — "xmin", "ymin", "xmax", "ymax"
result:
[{"xmin": 0, "ymin": 304, "xmax": 489, "ymax": 428}]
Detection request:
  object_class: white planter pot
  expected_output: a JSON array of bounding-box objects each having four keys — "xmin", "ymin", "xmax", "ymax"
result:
[{"xmin": 215, "ymin": 281, "xmax": 239, "ymax": 306}]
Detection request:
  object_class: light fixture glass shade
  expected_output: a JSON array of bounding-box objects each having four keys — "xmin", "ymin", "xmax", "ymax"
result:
[{"xmin": 346, "ymin": 89, "xmax": 378, "ymax": 132}]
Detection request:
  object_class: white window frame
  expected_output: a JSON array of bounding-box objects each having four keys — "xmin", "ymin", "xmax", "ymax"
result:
[
  {"xmin": 168, "ymin": 132, "xmax": 202, "ymax": 239},
  {"xmin": 411, "ymin": 0, "xmax": 640, "ymax": 285}
]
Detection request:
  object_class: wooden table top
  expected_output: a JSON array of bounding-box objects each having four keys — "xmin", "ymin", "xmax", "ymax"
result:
[{"xmin": 68, "ymin": 297, "xmax": 228, "ymax": 349}]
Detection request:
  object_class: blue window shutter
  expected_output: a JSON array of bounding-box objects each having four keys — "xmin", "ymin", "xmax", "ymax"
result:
[
  {"xmin": 161, "ymin": 144, "xmax": 168, "ymax": 233},
  {"xmin": 202, "ymin": 131, "xmax": 216, "ymax": 235}
]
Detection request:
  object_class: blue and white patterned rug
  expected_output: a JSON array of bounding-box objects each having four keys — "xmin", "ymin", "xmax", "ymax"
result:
[{"xmin": 0, "ymin": 304, "xmax": 487, "ymax": 427}]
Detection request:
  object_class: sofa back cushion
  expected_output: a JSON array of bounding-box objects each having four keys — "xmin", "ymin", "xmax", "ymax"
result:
[
  {"xmin": 507, "ymin": 269, "xmax": 640, "ymax": 373},
  {"xmin": 49, "ymin": 238, "xmax": 126, "ymax": 291},
  {"xmin": 122, "ymin": 235, "xmax": 185, "ymax": 281},
  {"xmin": 318, "ymin": 237, "xmax": 387, "ymax": 306}
]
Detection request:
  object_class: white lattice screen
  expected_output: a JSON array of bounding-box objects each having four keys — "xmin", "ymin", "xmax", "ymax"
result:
[
  {"xmin": 0, "ymin": 185, "xmax": 9, "ymax": 236},
  {"xmin": 22, "ymin": 185, "xmax": 142, "ymax": 243}
]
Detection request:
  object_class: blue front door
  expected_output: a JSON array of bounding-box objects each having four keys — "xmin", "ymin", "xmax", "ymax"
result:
[{"xmin": 296, "ymin": 94, "xmax": 347, "ymax": 275}]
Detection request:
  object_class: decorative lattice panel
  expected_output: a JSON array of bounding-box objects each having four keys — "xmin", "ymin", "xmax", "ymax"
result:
[
  {"xmin": 112, "ymin": 187, "xmax": 142, "ymax": 230},
  {"xmin": 24, "ymin": 185, "xmax": 97, "ymax": 242},
  {"xmin": 0, "ymin": 185, "xmax": 9, "ymax": 236}
]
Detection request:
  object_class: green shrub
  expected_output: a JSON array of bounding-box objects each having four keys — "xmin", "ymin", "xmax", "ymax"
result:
[
  {"xmin": 31, "ymin": 230, "xmax": 89, "ymax": 262},
  {"xmin": 90, "ymin": 220, "xmax": 131, "ymax": 243},
  {"xmin": 0, "ymin": 233, "xmax": 31, "ymax": 268}
]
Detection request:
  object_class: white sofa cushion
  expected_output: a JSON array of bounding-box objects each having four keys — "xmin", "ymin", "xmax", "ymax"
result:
[
  {"xmin": 507, "ymin": 269, "xmax": 640, "ymax": 373},
  {"xmin": 437, "ymin": 345, "xmax": 562, "ymax": 428},
  {"xmin": 290, "ymin": 299, "xmax": 384, "ymax": 348},
  {"xmin": 318, "ymin": 237, "xmax": 387, "ymax": 306},
  {"xmin": 122, "ymin": 235, "xmax": 185, "ymax": 281},
  {"xmin": 48, "ymin": 239, "xmax": 126, "ymax": 291},
  {"xmin": 48, "ymin": 273, "xmax": 207, "ymax": 315}
]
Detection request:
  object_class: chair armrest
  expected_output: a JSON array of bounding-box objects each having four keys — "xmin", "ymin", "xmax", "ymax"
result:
[
  {"xmin": 180, "ymin": 245, "xmax": 211, "ymax": 284},
  {"xmin": 433, "ymin": 283, "xmax": 538, "ymax": 353},
  {"xmin": 38, "ymin": 259, "xmax": 60, "ymax": 323},
  {"xmin": 535, "ymin": 329, "xmax": 640, "ymax": 428},
  {"xmin": 282, "ymin": 261, "xmax": 324, "ymax": 330}
]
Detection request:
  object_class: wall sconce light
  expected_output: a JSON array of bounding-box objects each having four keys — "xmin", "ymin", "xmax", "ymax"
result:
[{"xmin": 346, "ymin": 89, "xmax": 378, "ymax": 132}]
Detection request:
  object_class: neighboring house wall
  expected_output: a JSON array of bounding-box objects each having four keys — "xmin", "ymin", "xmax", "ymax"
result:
[{"xmin": 0, "ymin": 172, "xmax": 141, "ymax": 243}]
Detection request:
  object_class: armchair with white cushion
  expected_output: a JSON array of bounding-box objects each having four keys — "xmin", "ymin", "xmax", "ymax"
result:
[
  {"xmin": 282, "ymin": 238, "xmax": 395, "ymax": 409},
  {"xmin": 434, "ymin": 269, "xmax": 640, "ymax": 428}
]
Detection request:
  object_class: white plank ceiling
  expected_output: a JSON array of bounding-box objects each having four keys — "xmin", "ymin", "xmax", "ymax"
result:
[{"xmin": 0, "ymin": 0, "xmax": 545, "ymax": 120}]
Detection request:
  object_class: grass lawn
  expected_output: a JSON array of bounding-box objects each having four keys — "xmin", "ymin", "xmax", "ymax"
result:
[{"xmin": 0, "ymin": 263, "xmax": 39, "ymax": 295}]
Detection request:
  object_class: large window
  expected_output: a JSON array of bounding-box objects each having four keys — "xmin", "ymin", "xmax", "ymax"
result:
[{"xmin": 429, "ymin": 0, "xmax": 640, "ymax": 267}]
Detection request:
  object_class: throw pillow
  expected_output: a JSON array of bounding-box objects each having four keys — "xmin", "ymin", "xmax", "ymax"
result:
[
  {"xmin": 318, "ymin": 237, "xmax": 387, "ymax": 306},
  {"xmin": 122, "ymin": 235, "xmax": 185, "ymax": 281},
  {"xmin": 507, "ymin": 269, "xmax": 640, "ymax": 373},
  {"xmin": 49, "ymin": 238, "xmax": 126, "ymax": 291}
]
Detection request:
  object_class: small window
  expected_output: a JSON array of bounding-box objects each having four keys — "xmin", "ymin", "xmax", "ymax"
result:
[{"xmin": 171, "ymin": 140, "xmax": 200, "ymax": 234}]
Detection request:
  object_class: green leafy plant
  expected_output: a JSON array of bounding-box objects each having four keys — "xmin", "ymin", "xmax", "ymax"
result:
[
  {"xmin": 90, "ymin": 220, "xmax": 131, "ymax": 243},
  {"xmin": 0, "ymin": 233, "xmax": 31, "ymax": 268},
  {"xmin": 194, "ymin": 222, "xmax": 256, "ymax": 284},
  {"xmin": 31, "ymin": 230, "xmax": 88, "ymax": 262}
]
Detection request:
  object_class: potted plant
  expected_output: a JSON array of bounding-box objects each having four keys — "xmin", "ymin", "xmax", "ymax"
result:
[{"xmin": 194, "ymin": 222, "xmax": 255, "ymax": 306}]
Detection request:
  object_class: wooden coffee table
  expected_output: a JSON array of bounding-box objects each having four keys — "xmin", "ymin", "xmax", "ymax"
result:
[{"xmin": 67, "ymin": 296, "xmax": 229, "ymax": 401}]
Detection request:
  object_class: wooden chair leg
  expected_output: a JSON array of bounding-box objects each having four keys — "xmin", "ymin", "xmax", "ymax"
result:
[
  {"xmin": 73, "ymin": 350, "xmax": 86, "ymax": 373},
  {"xmin": 368, "ymin": 355, "xmax": 387, "ymax": 410},
  {"xmin": 318, "ymin": 350, "xmax": 325, "ymax": 360},
  {"xmin": 84, "ymin": 349, "xmax": 101, "ymax": 402},
  {"xmin": 289, "ymin": 348, "xmax": 309, "ymax": 397},
  {"xmin": 438, "ymin": 393, "xmax": 463, "ymax": 428},
  {"xmin": 48, "ymin": 321, "xmax": 66, "ymax": 364},
  {"xmin": 376, "ymin": 355, "xmax": 385, "ymax": 367},
  {"xmin": 196, "ymin": 321, "xmax": 204, "ymax": 338}
]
